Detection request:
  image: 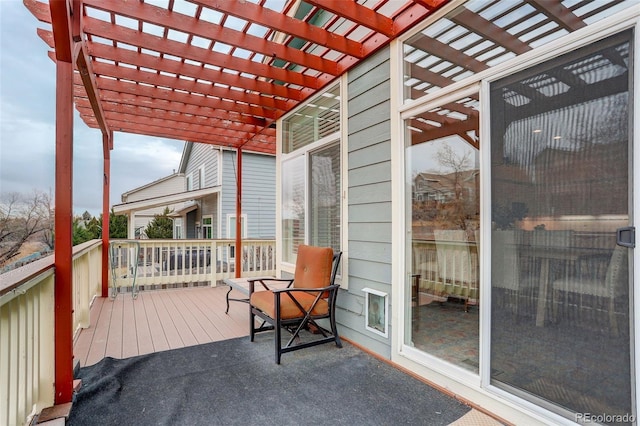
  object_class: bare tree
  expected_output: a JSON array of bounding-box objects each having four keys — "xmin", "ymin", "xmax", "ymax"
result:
[
  {"xmin": 0, "ymin": 190, "xmax": 53, "ymax": 266},
  {"xmin": 436, "ymin": 143, "xmax": 477, "ymax": 231}
]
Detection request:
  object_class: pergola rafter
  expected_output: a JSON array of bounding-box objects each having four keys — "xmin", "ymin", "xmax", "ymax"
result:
[{"xmin": 26, "ymin": 0, "xmax": 449, "ymax": 155}]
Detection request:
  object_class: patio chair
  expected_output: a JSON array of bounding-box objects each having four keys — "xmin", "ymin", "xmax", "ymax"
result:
[
  {"xmin": 552, "ymin": 245, "xmax": 628, "ymax": 335},
  {"xmin": 249, "ymin": 245, "xmax": 342, "ymax": 364}
]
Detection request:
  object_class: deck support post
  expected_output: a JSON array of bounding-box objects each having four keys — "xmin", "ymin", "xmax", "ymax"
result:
[
  {"xmin": 235, "ymin": 148, "xmax": 242, "ymax": 278},
  {"xmin": 101, "ymin": 135, "xmax": 111, "ymax": 297},
  {"xmin": 53, "ymin": 59, "xmax": 74, "ymax": 405}
]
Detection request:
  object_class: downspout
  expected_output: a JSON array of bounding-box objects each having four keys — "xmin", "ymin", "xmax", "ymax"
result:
[{"xmin": 235, "ymin": 148, "xmax": 242, "ymax": 278}]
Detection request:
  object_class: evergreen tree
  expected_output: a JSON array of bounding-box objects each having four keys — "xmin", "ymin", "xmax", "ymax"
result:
[
  {"xmin": 86, "ymin": 216, "xmax": 102, "ymax": 239},
  {"xmin": 145, "ymin": 207, "xmax": 174, "ymax": 239},
  {"xmin": 108, "ymin": 209, "xmax": 128, "ymax": 238},
  {"xmin": 72, "ymin": 218, "xmax": 92, "ymax": 245}
]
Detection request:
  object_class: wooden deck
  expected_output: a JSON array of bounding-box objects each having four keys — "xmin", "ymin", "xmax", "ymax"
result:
[{"xmin": 74, "ymin": 285, "xmax": 249, "ymax": 367}]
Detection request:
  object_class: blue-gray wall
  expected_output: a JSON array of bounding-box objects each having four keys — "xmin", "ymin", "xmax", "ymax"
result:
[
  {"xmin": 338, "ymin": 47, "xmax": 393, "ymax": 358},
  {"xmin": 221, "ymin": 151, "xmax": 276, "ymax": 239}
]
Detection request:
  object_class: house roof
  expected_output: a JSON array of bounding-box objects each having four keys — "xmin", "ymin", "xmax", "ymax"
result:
[
  {"xmin": 112, "ymin": 186, "xmax": 220, "ymax": 214},
  {"xmin": 24, "ymin": 0, "xmax": 449, "ymax": 156},
  {"xmin": 121, "ymin": 172, "xmax": 184, "ymax": 200}
]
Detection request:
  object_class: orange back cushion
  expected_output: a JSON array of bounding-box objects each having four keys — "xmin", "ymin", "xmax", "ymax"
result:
[{"xmin": 293, "ymin": 245, "xmax": 333, "ymax": 292}]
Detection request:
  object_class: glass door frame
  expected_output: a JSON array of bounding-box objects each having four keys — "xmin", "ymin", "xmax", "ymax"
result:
[
  {"xmin": 478, "ymin": 18, "xmax": 639, "ymax": 422},
  {"xmin": 391, "ymin": 7, "xmax": 640, "ymax": 424},
  {"xmin": 399, "ymin": 83, "xmax": 482, "ymax": 389}
]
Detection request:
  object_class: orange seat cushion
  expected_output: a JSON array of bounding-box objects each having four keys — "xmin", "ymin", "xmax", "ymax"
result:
[
  {"xmin": 293, "ymin": 245, "xmax": 334, "ymax": 297},
  {"xmin": 251, "ymin": 291, "xmax": 329, "ymax": 320}
]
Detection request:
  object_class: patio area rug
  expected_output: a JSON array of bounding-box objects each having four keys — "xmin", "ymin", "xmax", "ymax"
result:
[{"xmin": 66, "ymin": 333, "xmax": 472, "ymax": 426}]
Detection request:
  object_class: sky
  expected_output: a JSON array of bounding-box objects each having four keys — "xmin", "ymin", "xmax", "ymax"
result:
[{"xmin": 0, "ymin": 1, "xmax": 185, "ymax": 217}]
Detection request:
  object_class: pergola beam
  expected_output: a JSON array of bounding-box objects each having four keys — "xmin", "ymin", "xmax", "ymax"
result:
[
  {"xmin": 90, "ymin": 76, "xmax": 280, "ymax": 120},
  {"xmin": 88, "ymin": 42, "xmax": 308, "ymax": 101},
  {"xmin": 305, "ymin": 0, "xmax": 395, "ymax": 38},
  {"xmin": 77, "ymin": 86, "xmax": 270, "ymax": 127},
  {"xmin": 193, "ymin": 0, "xmax": 365, "ymax": 59},
  {"xmin": 90, "ymin": 61, "xmax": 295, "ymax": 112},
  {"xmin": 83, "ymin": 0, "xmax": 340, "ymax": 75},
  {"xmin": 74, "ymin": 98, "xmax": 272, "ymax": 135},
  {"xmin": 83, "ymin": 17, "xmax": 324, "ymax": 89}
]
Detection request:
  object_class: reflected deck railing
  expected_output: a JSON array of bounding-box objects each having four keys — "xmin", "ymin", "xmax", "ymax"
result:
[{"xmin": 0, "ymin": 238, "xmax": 275, "ymax": 426}]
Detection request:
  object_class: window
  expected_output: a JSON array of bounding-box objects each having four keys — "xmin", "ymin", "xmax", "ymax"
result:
[
  {"xmin": 174, "ymin": 218, "xmax": 183, "ymax": 239},
  {"xmin": 283, "ymin": 85, "xmax": 340, "ymax": 153},
  {"xmin": 281, "ymin": 84, "xmax": 342, "ymax": 265},
  {"xmin": 202, "ymin": 216, "xmax": 213, "ymax": 239},
  {"xmin": 186, "ymin": 173, "xmax": 193, "ymax": 191},
  {"xmin": 226, "ymin": 214, "xmax": 247, "ymax": 239}
]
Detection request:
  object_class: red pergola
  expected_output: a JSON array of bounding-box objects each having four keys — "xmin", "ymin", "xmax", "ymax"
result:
[{"xmin": 24, "ymin": 0, "xmax": 449, "ymax": 407}]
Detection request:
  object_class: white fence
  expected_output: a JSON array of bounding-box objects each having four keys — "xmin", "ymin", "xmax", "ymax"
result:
[
  {"xmin": 0, "ymin": 238, "xmax": 274, "ymax": 426},
  {"xmin": 412, "ymin": 238, "xmax": 479, "ymax": 302},
  {"xmin": 0, "ymin": 240, "xmax": 102, "ymax": 426},
  {"xmin": 108, "ymin": 239, "xmax": 276, "ymax": 291}
]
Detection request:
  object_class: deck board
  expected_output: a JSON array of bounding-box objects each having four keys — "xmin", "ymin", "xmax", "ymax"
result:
[
  {"xmin": 133, "ymin": 294, "xmax": 154, "ymax": 356},
  {"xmin": 74, "ymin": 286, "xmax": 249, "ymax": 367}
]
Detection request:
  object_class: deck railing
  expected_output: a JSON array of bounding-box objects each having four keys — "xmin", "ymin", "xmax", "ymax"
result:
[
  {"xmin": 108, "ymin": 239, "xmax": 276, "ymax": 292},
  {"xmin": 412, "ymin": 238, "xmax": 479, "ymax": 301},
  {"xmin": 0, "ymin": 239, "xmax": 102, "ymax": 426},
  {"xmin": 0, "ymin": 238, "xmax": 274, "ymax": 426}
]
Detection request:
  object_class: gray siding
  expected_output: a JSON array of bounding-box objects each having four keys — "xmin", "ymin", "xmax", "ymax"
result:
[
  {"xmin": 339, "ymin": 47, "xmax": 392, "ymax": 358},
  {"xmin": 184, "ymin": 143, "xmax": 217, "ymax": 189},
  {"xmin": 221, "ymin": 151, "xmax": 276, "ymax": 239}
]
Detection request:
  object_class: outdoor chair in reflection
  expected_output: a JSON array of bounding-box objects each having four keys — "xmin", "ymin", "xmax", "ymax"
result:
[
  {"xmin": 552, "ymin": 245, "xmax": 628, "ymax": 335},
  {"xmin": 248, "ymin": 244, "xmax": 342, "ymax": 364},
  {"xmin": 491, "ymin": 230, "xmax": 537, "ymax": 317}
]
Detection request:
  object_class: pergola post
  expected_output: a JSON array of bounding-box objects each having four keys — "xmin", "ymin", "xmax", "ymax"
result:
[
  {"xmin": 102, "ymin": 133, "xmax": 111, "ymax": 297},
  {"xmin": 235, "ymin": 147, "xmax": 242, "ymax": 278},
  {"xmin": 53, "ymin": 58, "xmax": 74, "ymax": 405}
]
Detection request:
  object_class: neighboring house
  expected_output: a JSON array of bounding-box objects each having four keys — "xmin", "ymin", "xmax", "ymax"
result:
[
  {"xmin": 274, "ymin": 3, "xmax": 638, "ymax": 425},
  {"xmin": 113, "ymin": 142, "xmax": 275, "ymax": 241},
  {"xmin": 118, "ymin": 173, "xmax": 185, "ymax": 238}
]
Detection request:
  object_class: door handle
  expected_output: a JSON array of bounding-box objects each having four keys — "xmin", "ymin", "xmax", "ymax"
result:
[{"xmin": 616, "ymin": 227, "xmax": 635, "ymax": 248}]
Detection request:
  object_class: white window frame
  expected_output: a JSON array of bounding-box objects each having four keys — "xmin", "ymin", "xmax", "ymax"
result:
[
  {"xmin": 174, "ymin": 217, "xmax": 183, "ymax": 239},
  {"xmin": 202, "ymin": 215, "xmax": 213, "ymax": 239},
  {"xmin": 277, "ymin": 80, "xmax": 348, "ymax": 286},
  {"xmin": 226, "ymin": 213, "xmax": 247, "ymax": 239},
  {"xmin": 186, "ymin": 172, "xmax": 193, "ymax": 191}
]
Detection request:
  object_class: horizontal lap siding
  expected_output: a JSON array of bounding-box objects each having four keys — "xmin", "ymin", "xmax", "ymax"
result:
[
  {"xmin": 221, "ymin": 151, "xmax": 276, "ymax": 239},
  {"xmin": 339, "ymin": 47, "xmax": 392, "ymax": 357}
]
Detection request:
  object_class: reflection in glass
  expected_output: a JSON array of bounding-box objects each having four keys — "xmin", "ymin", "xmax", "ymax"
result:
[
  {"xmin": 405, "ymin": 94, "xmax": 480, "ymax": 373},
  {"xmin": 281, "ymin": 156, "xmax": 305, "ymax": 263},
  {"xmin": 310, "ymin": 143, "xmax": 341, "ymax": 253},
  {"xmin": 490, "ymin": 31, "xmax": 632, "ymax": 422}
]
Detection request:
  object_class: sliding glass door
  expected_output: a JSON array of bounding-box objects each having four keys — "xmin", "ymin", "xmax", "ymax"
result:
[{"xmin": 489, "ymin": 30, "xmax": 633, "ymax": 422}]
